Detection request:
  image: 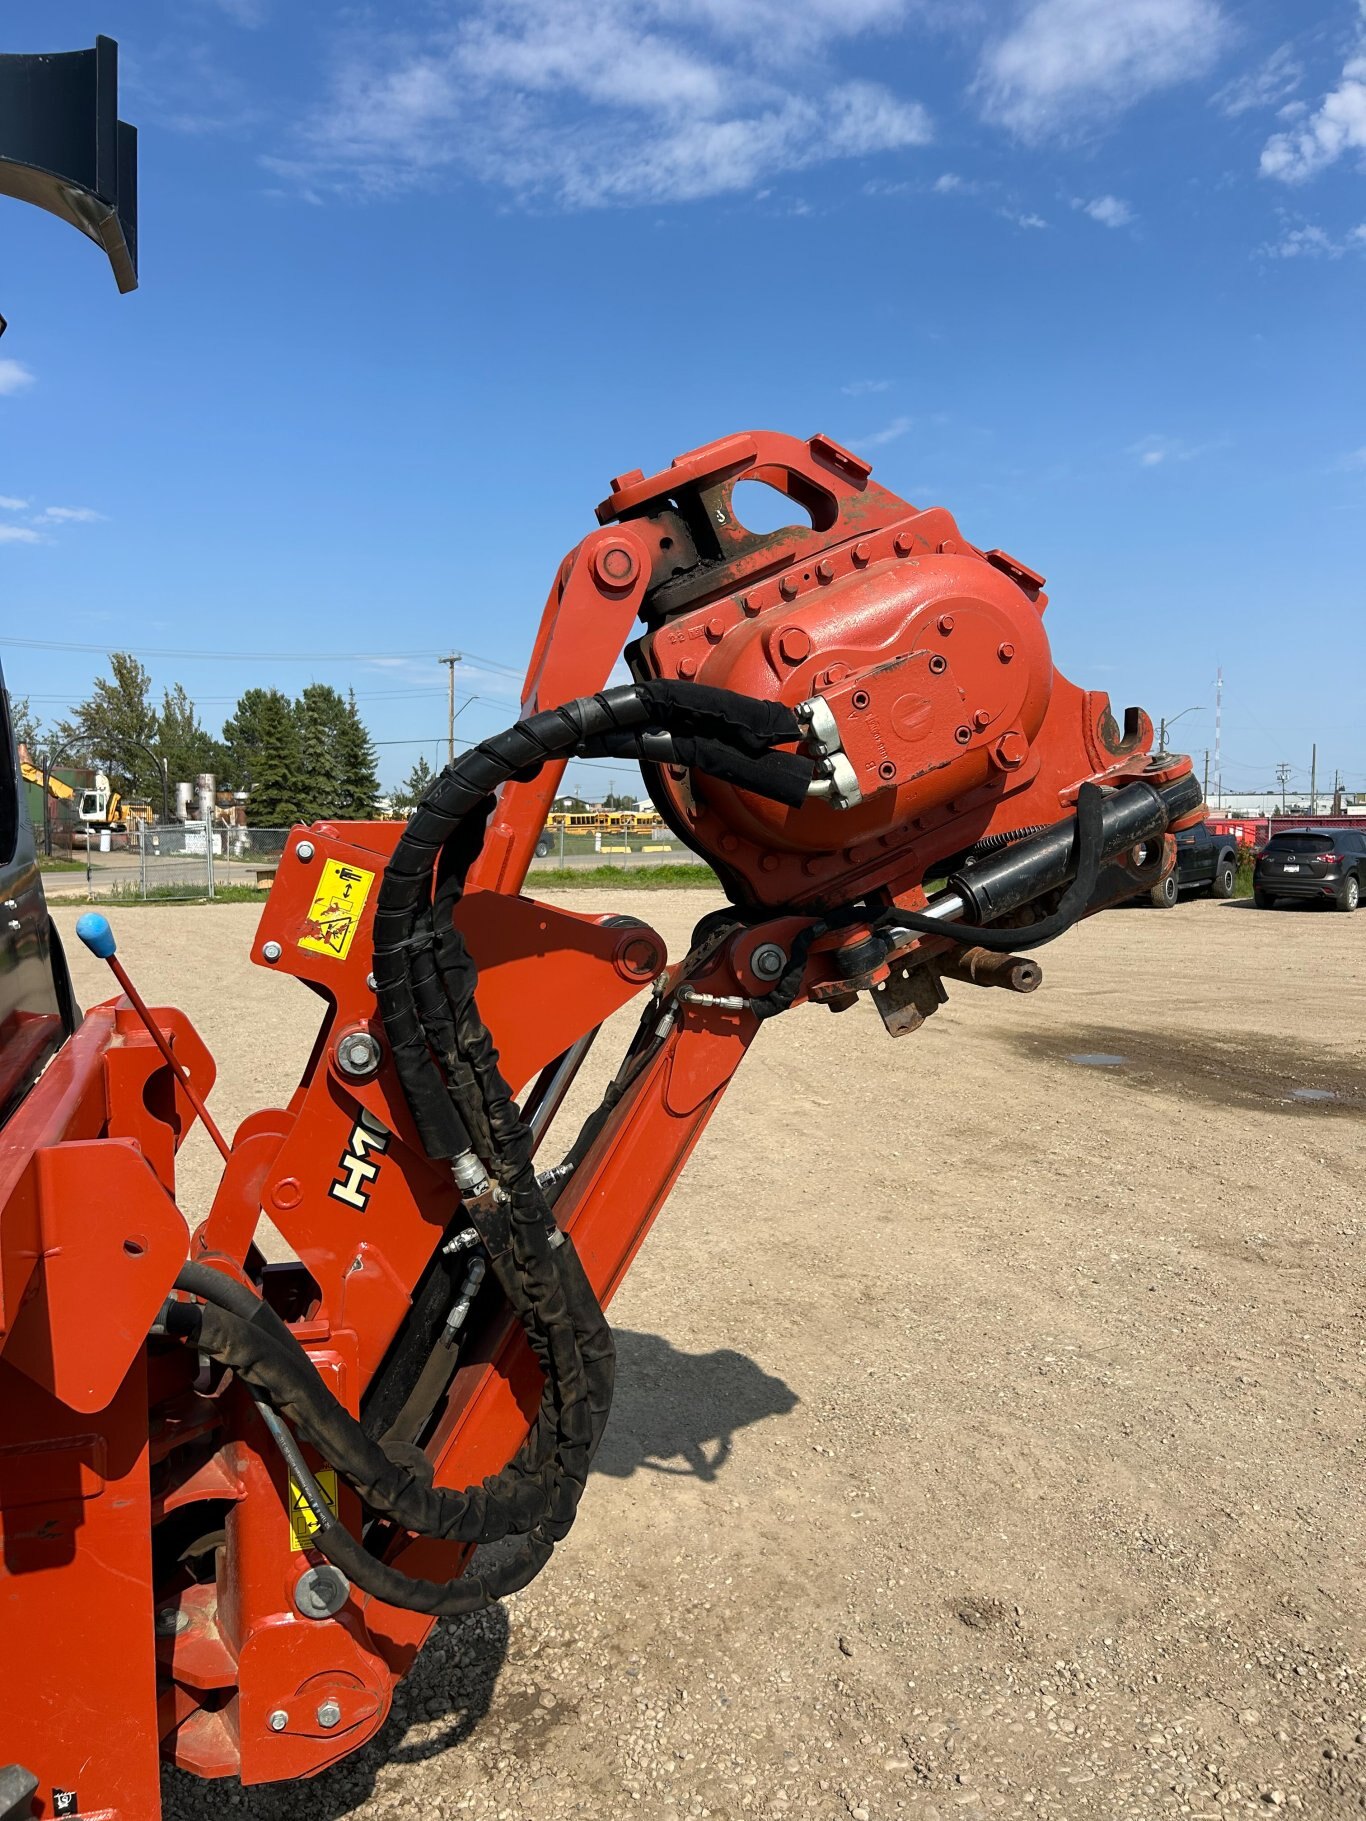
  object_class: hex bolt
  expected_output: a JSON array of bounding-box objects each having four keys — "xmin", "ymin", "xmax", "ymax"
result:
[
  {"xmin": 155, "ymin": 1607, "xmax": 189, "ymax": 1636},
  {"xmin": 779, "ymin": 575, "xmax": 800, "ymax": 601},
  {"xmin": 777, "ymin": 626, "xmax": 810, "ymax": 664},
  {"xmin": 268, "ymin": 1710, "xmax": 288, "ymax": 1733},
  {"xmin": 677, "ymin": 655, "xmax": 698, "ymax": 679},
  {"xmin": 974, "ymin": 708, "xmax": 992, "ymax": 729},
  {"xmin": 893, "ymin": 532, "xmax": 914, "ymax": 556},
  {"xmin": 262, "ymin": 941, "xmax": 282, "ymax": 963},
  {"xmin": 316, "ymin": 1699, "xmax": 342, "ymax": 1730},
  {"xmin": 750, "ymin": 942, "xmax": 788, "ymax": 981},
  {"xmin": 852, "ymin": 540, "xmax": 872, "ymax": 566},
  {"xmin": 937, "ymin": 614, "xmax": 955, "ymax": 634},
  {"xmin": 296, "ymin": 841, "xmax": 315, "ymax": 862},
  {"xmin": 336, "ymin": 1032, "xmax": 382, "ymax": 1080},
  {"xmin": 815, "ymin": 558, "xmax": 834, "ymax": 583},
  {"xmin": 998, "ymin": 642, "xmax": 1016, "ymax": 663}
]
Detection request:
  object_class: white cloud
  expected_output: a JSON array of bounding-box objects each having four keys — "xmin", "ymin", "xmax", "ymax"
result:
[
  {"xmin": 0, "ymin": 525, "xmax": 42, "ymax": 545},
  {"xmin": 0, "ymin": 496, "xmax": 27, "ymax": 510},
  {"xmin": 841, "ymin": 378, "xmax": 892, "ymax": 396},
  {"xmin": 1001, "ymin": 208, "xmax": 1048, "ymax": 229},
  {"xmin": 1080, "ymin": 193, "xmax": 1134, "ymax": 227},
  {"xmin": 0, "ymin": 359, "xmax": 35, "ymax": 397},
  {"xmin": 1260, "ymin": 22, "xmax": 1366, "ymax": 183},
  {"xmin": 1128, "ymin": 434, "xmax": 1205, "ymax": 466},
  {"xmin": 858, "ymin": 415, "xmax": 913, "ymax": 447},
  {"xmin": 1212, "ymin": 44, "xmax": 1302, "ymax": 117},
  {"xmin": 39, "ymin": 505, "xmax": 107, "ymax": 524},
  {"xmin": 270, "ymin": 2, "xmax": 931, "ymax": 207},
  {"xmin": 1259, "ymin": 220, "xmax": 1366, "ymax": 258},
  {"xmin": 977, "ymin": 0, "xmax": 1229, "ymax": 140},
  {"xmin": 1341, "ymin": 446, "xmax": 1366, "ymax": 470}
]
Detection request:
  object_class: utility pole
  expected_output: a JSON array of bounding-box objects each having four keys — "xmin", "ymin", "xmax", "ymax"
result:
[
  {"xmin": 1310, "ymin": 743, "xmax": 1317, "ymax": 817},
  {"xmin": 1276, "ymin": 761, "xmax": 1291, "ymax": 815},
  {"xmin": 440, "ymin": 653, "xmax": 462, "ymax": 766},
  {"xmin": 1203, "ymin": 749, "xmax": 1209, "ymax": 803},
  {"xmin": 1214, "ymin": 665, "xmax": 1222, "ymax": 809}
]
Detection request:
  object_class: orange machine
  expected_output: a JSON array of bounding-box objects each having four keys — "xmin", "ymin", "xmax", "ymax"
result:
[
  {"xmin": 0, "ymin": 427, "xmax": 1199, "ymax": 1818},
  {"xmin": 0, "ymin": 39, "xmax": 1201, "ymax": 1821}
]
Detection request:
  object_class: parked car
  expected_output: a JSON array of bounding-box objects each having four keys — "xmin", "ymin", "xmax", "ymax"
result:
[
  {"xmin": 1254, "ymin": 828, "xmax": 1366, "ymax": 912},
  {"xmin": 1147, "ymin": 821, "xmax": 1239, "ymax": 907}
]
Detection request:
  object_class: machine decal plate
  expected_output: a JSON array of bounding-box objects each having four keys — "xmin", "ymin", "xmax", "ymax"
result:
[
  {"xmin": 288, "ymin": 1467, "xmax": 339, "ymax": 1549},
  {"xmin": 298, "ymin": 860, "xmax": 375, "ymax": 961},
  {"xmin": 328, "ymin": 1108, "xmax": 390, "ymax": 1209}
]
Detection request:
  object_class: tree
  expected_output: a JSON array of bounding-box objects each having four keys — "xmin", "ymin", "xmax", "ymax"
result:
[
  {"xmin": 57, "ymin": 652, "xmax": 157, "ymax": 796},
  {"xmin": 393, "ymin": 754, "xmax": 434, "ymax": 814},
  {"xmin": 154, "ymin": 683, "xmax": 226, "ymax": 808},
  {"xmin": 6, "ymin": 690, "xmax": 41, "ymax": 760},
  {"xmin": 243, "ymin": 690, "xmax": 303, "ymax": 827},
  {"xmin": 223, "ymin": 688, "xmax": 280, "ymax": 793},
  {"xmin": 336, "ymin": 689, "xmax": 379, "ymax": 819},
  {"xmin": 295, "ymin": 684, "xmax": 349, "ymax": 821},
  {"xmin": 601, "ymin": 789, "xmax": 639, "ymax": 810}
]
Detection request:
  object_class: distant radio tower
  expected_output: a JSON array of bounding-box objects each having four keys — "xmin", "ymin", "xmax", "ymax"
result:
[{"xmin": 1213, "ymin": 666, "xmax": 1222, "ymax": 808}]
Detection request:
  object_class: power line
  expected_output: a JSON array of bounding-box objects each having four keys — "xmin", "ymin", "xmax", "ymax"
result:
[{"xmin": 0, "ymin": 635, "xmax": 527, "ymax": 678}]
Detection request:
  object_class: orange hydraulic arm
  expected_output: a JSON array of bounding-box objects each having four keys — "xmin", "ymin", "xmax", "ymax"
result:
[{"xmin": 0, "ymin": 430, "xmax": 1198, "ymax": 1819}]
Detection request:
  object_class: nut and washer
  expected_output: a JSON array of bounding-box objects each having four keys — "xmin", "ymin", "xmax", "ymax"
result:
[
  {"xmin": 335, "ymin": 1031, "xmax": 383, "ymax": 1080},
  {"xmin": 296, "ymin": 840, "xmax": 315, "ymax": 862},
  {"xmin": 262, "ymin": 940, "xmax": 283, "ymax": 963},
  {"xmin": 750, "ymin": 942, "xmax": 788, "ymax": 981},
  {"xmin": 316, "ymin": 1699, "xmax": 342, "ymax": 1730},
  {"xmin": 293, "ymin": 1564, "xmax": 351, "ymax": 1621},
  {"xmin": 267, "ymin": 1709, "xmax": 289, "ymax": 1733}
]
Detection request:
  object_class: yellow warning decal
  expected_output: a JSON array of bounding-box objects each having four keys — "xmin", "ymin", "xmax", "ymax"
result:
[
  {"xmin": 288, "ymin": 1467, "xmax": 339, "ymax": 1550},
  {"xmin": 298, "ymin": 859, "xmax": 374, "ymax": 962}
]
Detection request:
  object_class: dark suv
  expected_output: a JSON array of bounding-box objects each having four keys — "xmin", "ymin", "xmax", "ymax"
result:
[
  {"xmin": 1254, "ymin": 828, "xmax": 1366, "ymax": 912},
  {"xmin": 1147, "ymin": 821, "xmax": 1238, "ymax": 907}
]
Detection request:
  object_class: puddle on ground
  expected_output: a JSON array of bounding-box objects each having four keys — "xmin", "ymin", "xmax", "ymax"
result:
[{"xmin": 1005, "ymin": 1024, "xmax": 1364, "ymax": 1118}]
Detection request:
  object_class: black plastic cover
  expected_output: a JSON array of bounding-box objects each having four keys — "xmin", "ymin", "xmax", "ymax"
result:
[{"xmin": 0, "ymin": 36, "xmax": 137, "ymax": 292}]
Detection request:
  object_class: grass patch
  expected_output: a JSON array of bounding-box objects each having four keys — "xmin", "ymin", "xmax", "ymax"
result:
[
  {"xmin": 37, "ymin": 855, "xmax": 87, "ymax": 873},
  {"xmin": 83, "ymin": 882, "xmax": 272, "ymax": 905},
  {"xmin": 529, "ymin": 864, "xmax": 717, "ymax": 890}
]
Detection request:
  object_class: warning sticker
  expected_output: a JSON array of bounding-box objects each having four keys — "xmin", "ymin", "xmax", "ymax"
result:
[
  {"xmin": 288, "ymin": 1467, "xmax": 339, "ymax": 1550},
  {"xmin": 298, "ymin": 860, "xmax": 375, "ymax": 962}
]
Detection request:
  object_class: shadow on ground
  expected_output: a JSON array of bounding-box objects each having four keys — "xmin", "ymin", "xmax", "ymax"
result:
[
  {"xmin": 595, "ymin": 1328, "xmax": 799, "ymax": 1482},
  {"xmin": 160, "ymin": 1332, "xmax": 796, "ymax": 1819}
]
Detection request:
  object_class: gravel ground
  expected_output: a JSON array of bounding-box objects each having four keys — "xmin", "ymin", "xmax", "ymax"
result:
[{"xmin": 55, "ymin": 891, "xmax": 1366, "ymax": 1821}]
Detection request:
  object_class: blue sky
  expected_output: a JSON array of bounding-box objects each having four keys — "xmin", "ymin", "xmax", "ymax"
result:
[{"xmin": 2, "ymin": 0, "xmax": 1364, "ymax": 802}]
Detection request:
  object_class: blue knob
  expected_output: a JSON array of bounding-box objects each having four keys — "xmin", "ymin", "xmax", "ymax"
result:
[{"xmin": 76, "ymin": 912, "xmax": 117, "ymax": 959}]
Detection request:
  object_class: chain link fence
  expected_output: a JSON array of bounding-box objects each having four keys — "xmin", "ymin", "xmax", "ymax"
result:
[{"xmin": 42, "ymin": 822, "xmax": 707, "ymax": 903}]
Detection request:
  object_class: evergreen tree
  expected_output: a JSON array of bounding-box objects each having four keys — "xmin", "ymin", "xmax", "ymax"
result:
[
  {"xmin": 244, "ymin": 689, "xmax": 303, "ymax": 827},
  {"xmin": 223, "ymin": 687, "xmax": 279, "ymax": 792},
  {"xmin": 154, "ymin": 683, "xmax": 223, "ymax": 810},
  {"xmin": 294, "ymin": 684, "xmax": 348, "ymax": 821},
  {"xmin": 336, "ymin": 689, "xmax": 380, "ymax": 819},
  {"xmin": 57, "ymin": 652, "xmax": 158, "ymax": 796},
  {"xmin": 393, "ymin": 754, "xmax": 434, "ymax": 814}
]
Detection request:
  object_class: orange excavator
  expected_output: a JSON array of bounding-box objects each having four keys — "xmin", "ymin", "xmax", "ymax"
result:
[{"xmin": 0, "ymin": 39, "xmax": 1200, "ymax": 1821}]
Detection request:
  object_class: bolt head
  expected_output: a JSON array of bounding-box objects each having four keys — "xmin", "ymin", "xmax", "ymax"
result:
[
  {"xmin": 998, "ymin": 642, "xmax": 1016, "ymax": 663},
  {"xmin": 815, "ymin": 558, "xmax": 835, "ymax": 583},
  {"xmin": 893, "ymin": 531, "xmax": 914, "ymax": 556},
  {"xmin": 852, "ymin": 540, "xmax": 872, "ymax": 567},
  {"xmin": 751, "ymin": 942, "xmax": 788, "ymax": 981},
  {"xmin": 937, "ymin": 614, "xmax": 956, "ymax": 634},
  {"xmin": 777, "ymin": 626, "xmax": 811, "ymax": 664},
  {"xmin": 268, "ymin": 1709, "xmax": 289, "ymax": 1733},
  {"xmin": 779, "ymin": 575, "xmax": 800, "ymax": 601},
  {"xmin": 316, "ymin": 1699, "xmax": 342, "ymax": 1729},
  {"xmin": 974, "ymin": 708, "xmax": 992, "ymax": 729},
  {"xmin": 296, "ymin": 841, "xmax": 315, "ymax": 862},
  {"xmin": 262, "ymin": 941, "xmax": 282, "ymax": 963},
  {"xmin": 336, "ymin": 1031, "xmax": 382, "ymax": 1079},
  {"xmin": 993, "ymin": 731, "xmax": 1029, "ymax": 770},
  {"xmin": 677, "ymin": 655, "xmax": 699, "ymax": 680}
]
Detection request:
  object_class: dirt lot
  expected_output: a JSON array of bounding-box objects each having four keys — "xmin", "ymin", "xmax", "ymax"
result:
[{"xmin": 56, "ymin": 891, "xmax": 1366, "ymax": 1821}]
